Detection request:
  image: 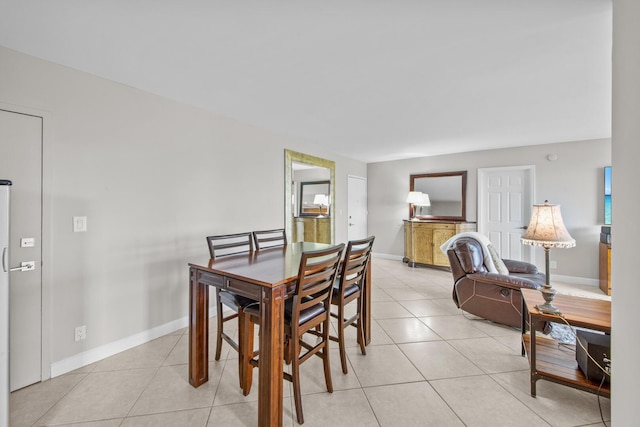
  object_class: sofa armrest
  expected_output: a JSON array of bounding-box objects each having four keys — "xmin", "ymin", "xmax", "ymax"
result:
[
  {"xmin": 467, "ymin": 272, "xmax": 541, "ymax": 290},
  {"xmin": 503, "ymin": 259, "xmax": 538, "ymax": 274}
]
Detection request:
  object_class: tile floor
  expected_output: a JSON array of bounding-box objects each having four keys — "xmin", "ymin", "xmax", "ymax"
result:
[{"xmin": 10, "ymin": 258, "xmax": 612, "ymax": 426}]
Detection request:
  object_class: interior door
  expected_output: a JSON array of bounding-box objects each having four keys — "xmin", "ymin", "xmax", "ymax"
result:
[
  {"xmin": 347, "ymin": 176, "xmax": 368, "ymax": 241},
  {"xmin": 478, "ymin": 166, "xmax": 534, "ymax": 263},
  {"xmin": 0, "ymin": 109, "xmax": 43, "ymax": 391}
]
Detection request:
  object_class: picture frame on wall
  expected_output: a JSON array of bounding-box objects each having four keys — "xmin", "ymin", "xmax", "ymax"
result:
[{"xmin": 604, "ymin": 166, "xmax": 611, "ymax": 225}]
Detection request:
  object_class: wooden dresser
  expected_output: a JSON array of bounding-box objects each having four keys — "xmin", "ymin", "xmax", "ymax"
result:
[
  {"xmin": 599, "ymin": 242, "xmax": 611, "ymax": 295},
  {"xmin": 404, "ymin": 220, "xmax": 476, "ymax": 268},
  {"xmin": 293, "ymin": 217, "xmax": 331, "ymax": 243}
]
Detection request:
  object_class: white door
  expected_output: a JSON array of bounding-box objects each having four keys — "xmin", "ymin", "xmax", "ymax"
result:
[
  {"xmin": 478, "ymin": 166, "xmax": 534, "ymax": 263},
  {"xmin": 0, "ymin": 109, "xmax": 43, "ymax": 391},
  {"xmin": 347, "ymin": 176, "xmax": 368, "ymax": 241}
]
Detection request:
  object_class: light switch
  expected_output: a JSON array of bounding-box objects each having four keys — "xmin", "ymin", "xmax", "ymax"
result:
[
  {"xmin": 21, "ymin": 238, "xmax": 35, "ymax": 247},
  {"xmin": 73, "ymin": 216, "xmax": 87, "ymax": 232}
]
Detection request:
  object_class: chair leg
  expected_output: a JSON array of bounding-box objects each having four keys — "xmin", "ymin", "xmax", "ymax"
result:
[
  {"xmin": 322, "ymin": 318, "xmax": 334, "ymax": 393},
  {"xmin": 357, "ymin": 296, "xmax": 366, "ymax": 356},
  {"xmin": 284, "ymin": 336, "xmax": 292, "ymax": 365},
  {"xmin": 337, "ymin": 304, "xmax": 348, "ymax": 374},
  {"xmin": 291, "ymin": 338, "xmax": 304, "ymax": 425},
  {"xmin": 215, "ymin": 289, "xmax": 224, "ymax": 361}
]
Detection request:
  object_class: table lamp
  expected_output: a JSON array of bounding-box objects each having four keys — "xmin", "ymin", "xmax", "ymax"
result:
[
  {"xmin": 418, "ymin": 193, "xmax": 431, "ymax": 216},
  {"xmin": 521, "ymin": 200, "xmax": 576, "ymax": 314},
  {"xmin": 406, "ymin": 191, "xmax": 424, "ymax": 220},
  {"xmin": 313, "ymin": 194, "xmax": 329, "ymax": 217}
]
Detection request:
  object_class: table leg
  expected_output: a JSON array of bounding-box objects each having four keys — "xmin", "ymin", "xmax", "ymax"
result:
[
  {"xmin": 258, "ymin": 285, "xmax": 286, "ymax": 427},
  {"xmin": 521, "ymin": 296, "xmax": 526, "ymax": 357},
  {"xmin": 189, "ymin": 267, "xmax": 209, "ymax": 387},
  {"xmin": 530, "ymin": 323, "xmax": 537, "ymax": 397}
]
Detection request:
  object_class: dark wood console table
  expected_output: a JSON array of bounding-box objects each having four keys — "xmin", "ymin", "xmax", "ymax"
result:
[
  {"xmin": 521, "ymin": 288, "xmax": 611, "ymax": 398},
  {"xmin": 188, "ymin": 242, "xmax": 372, "ymax": 427}
]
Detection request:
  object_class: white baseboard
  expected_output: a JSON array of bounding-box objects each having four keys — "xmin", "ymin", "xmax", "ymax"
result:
[
  {"xmin": 372, "ymin": 252, "xmax": 403, "ymax": 261},
  {"xmin": 370, "ymin": 253, "xmax": 598, "ymax": 287},
  {"xmin": 50, "ymin": 311, "xmax": 208, "ymax": 378},
  {"xmin": 552, "ymin": 274, "xmax": 599, "ymax": 287}
]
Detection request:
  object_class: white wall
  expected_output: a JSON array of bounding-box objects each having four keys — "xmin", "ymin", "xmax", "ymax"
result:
[
  {"xmin": 611, "ymin": 0, "xmax": 639, "ymax": 422},
  {"xmin": 0, "ymin": 46, "xmax": 366, "ymax": 373},
  {"xmin": 368, "ymin": 138, "xmax": 611, "ymax": 281}
]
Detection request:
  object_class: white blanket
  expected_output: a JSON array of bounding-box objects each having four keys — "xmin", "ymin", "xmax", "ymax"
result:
[{"xmin": 439, "ymin": 232, "xmax": 498, "ymax": 274}]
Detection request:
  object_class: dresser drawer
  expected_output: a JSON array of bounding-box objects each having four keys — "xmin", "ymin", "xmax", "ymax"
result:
[{"xmin": 434, "ymin": 223, "xmax": 454, "ymax": 230}]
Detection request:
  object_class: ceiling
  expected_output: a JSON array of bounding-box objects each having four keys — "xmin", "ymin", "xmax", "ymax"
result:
[{"xmin": 0, "ymin": 0, "xmax": 612, "ymax": 163}]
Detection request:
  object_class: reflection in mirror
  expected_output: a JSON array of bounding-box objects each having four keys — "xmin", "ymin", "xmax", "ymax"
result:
[
  {"xmin": 410, "ymin": 171, "xmax": 467, "ymax": 220},
  {"xmin": 299, "ymin": 180, "xmax": 330, "ymax": 217},
  {"xmin": 285, "ymin": 150, "xmax": 335, "ymax": 243}
]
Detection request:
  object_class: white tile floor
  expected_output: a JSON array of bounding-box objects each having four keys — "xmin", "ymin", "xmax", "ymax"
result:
[{"xmin": 10, "ymin": 258, "xmax": 611, "ymax": 426}]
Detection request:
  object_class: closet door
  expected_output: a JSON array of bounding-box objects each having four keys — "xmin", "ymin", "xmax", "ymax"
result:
[{"xmin": 0, "ymin": 109, "xmax": 43, "ymax": 391}]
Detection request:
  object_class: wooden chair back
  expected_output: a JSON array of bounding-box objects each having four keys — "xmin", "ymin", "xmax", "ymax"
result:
[
  {"xmin": 252, "ymin": 228, "xmax": 287, "ymax": 250},
  {"xmin": 291, "ymin": 244, "xmax": 344, "ymax": 328},
  {"xmin": 337, "ymin": 236, "xmax": 375, "ymax": 296},
  {"xmin": 206, "ymin": 232, "xmax": 254, "ymax": 259}
]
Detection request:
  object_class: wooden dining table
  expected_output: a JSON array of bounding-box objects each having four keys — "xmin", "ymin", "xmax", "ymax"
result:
[{"xmin": 188, "ymin": 241, "xmax": 372, "ymax": 427}]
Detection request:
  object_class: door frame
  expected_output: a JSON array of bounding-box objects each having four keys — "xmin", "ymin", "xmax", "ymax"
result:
[
  {"xmin": 1, "ymin": 102, "xmax": 52, "ymax": 382},
  {"xmin": 477, "ymin": 165, "xmax": 535, "ymax": 264}
]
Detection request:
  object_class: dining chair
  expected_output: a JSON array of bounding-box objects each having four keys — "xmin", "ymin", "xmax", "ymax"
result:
[
  {"xmin": 252, "ymin": 228, "xmax": 287, "ymax": 250},
  {"xmin": 330, "ymin": 236, "xmax": 375, "ymax": 374},
  {"xmin": 241, "ymin": 243, "xmax": 345, "ymax": 424},
  {"xmin": 205, "ymin": 232, "xmax": 257, "ymax": 388}
]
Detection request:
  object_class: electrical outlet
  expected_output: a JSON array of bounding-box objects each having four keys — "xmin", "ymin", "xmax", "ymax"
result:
[
  {"xmin": 20, "ymin": 238, "xmax": 35, "ymax": 248},
  {"xmin": 550, "ymin": 261, "xmax": 557, "ymax": 269},
  {"xmin": 73, "ymin": 216, "xmax": 87, "ymax": 232},
  {"xmin": 75, "ymin": 325, "xmax": 86, "ymax": 342},
  {"xmin": 604, "ymin": 356, "xmax": 612, "ymax": 374}
]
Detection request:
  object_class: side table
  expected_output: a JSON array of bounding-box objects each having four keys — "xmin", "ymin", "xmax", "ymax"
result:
[{"xmin": 520, "ymin": 288, "xmax": 611, "ymax": 397}]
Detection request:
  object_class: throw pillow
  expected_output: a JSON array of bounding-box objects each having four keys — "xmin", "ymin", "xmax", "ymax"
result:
[{"xmin": 487, "ymin": 244, "xmax": 509, "ymax": 275}]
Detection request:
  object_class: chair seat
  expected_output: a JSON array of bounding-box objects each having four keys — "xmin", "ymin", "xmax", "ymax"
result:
[
  {"xmin": 219, "ymin": 290, "xmax": 256, "ymax": 311},
  {"xmin": 286, "ymin": 299, "xmax": 325, "ymax": 326},
  {"xmin": 333, "ymin": 282, "xmax": 359, "ymax": 299},
  {"xmin": 244, "ymin": 298, "xmax": 325, "ymax": 326}
]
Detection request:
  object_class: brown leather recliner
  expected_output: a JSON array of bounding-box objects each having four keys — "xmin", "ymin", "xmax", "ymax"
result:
[{"xmin": 447, "ymin": 236, "xmax": 549, "ymax": 331}]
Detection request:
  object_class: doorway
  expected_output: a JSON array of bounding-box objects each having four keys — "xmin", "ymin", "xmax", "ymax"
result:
[
  {"xmin": 477, "ymin": 166, "xmax": 535, "ymax": 263},
  {"xmin": 347, "ymin": 175, "xmax": 368, "ymax": 241},
  {"xmin": 0, "ymin": 108, "xmax": 43, "ymax": 390}
]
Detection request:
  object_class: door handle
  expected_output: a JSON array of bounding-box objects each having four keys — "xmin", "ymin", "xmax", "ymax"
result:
[
  {"xmin": 9, "ymin": 261, "xmax": 35, "ymax": 272},
  {"xmin": 2, "ymin": 246, "xmax": 7, "ymax": 273},
  {"xmin": 349, "ymin": 223, "xmax": 355, "ymax": 226}
]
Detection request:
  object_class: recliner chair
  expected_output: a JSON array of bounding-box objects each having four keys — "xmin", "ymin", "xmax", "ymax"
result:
[{"xmin": 446, "ymin": 236, "xmax": 550, "ymax": 332}]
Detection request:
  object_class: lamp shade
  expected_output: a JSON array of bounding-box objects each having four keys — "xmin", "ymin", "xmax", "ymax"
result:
[
  {"xmin": 418, "ymin": 193, "xmax": 431, "ymax": 206},
  {"xmin": 313, "ymin": 194, "xmax": 328, "ymax": 205},
  {"xmin": 406, "ymin": 191, "xmax": 423, "ymax": 204},
  {"xmin": 521, "ymin": 201, "xmax": 576, "ymax": 248}
]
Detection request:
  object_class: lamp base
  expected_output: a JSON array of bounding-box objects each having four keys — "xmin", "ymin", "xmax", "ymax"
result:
[
  {"xmin": 536, "ymin": 302, "xmax": 562, "ymax": 315},
  {"xmin": 537, "ymin": 285, "xmax": 561, "ymax": 315}
]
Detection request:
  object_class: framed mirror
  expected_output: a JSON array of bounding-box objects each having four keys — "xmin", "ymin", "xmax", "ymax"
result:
[
  {"xmin": 285, "ymin": 149, "xmax": 335, "ymax": 243},
  {"xmin": 409, "ymin": 171, "xmax": 467, "ymax": 220},
  {"xmin": 299, "ymin": 180, "xmax": 330, "ymax": 217}
]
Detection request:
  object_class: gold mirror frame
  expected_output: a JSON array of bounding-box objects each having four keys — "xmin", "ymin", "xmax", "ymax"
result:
[{"xmin": 285, "ymin": 149, "xmax": 335, "ymax": 243}]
